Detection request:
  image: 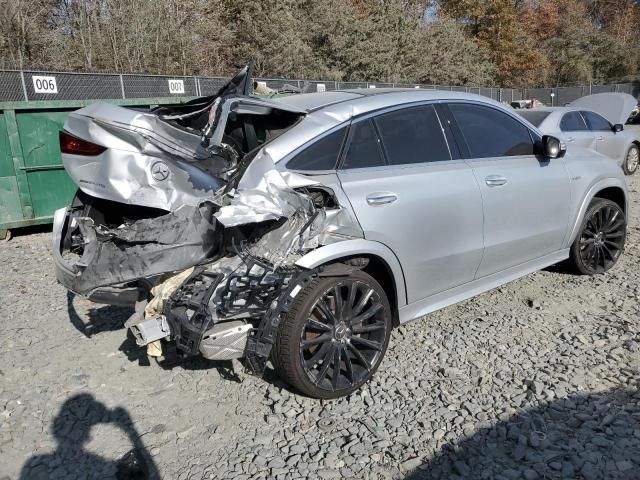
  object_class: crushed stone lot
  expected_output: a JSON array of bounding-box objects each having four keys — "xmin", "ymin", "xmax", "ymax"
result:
[{"xmin": 1, "ymin": 178, "xmax": 639, "ymax": 480}]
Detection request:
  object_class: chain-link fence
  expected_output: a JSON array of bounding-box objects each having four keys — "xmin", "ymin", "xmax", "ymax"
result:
[{"xmin": 1, "ymin": 69, "xmax": 639, "ymax": 104}]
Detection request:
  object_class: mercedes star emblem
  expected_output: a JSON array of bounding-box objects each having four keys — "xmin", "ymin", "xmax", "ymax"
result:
[{"xmin": 151, "ymin": 161, "xmax": 170, "ymax": 181}]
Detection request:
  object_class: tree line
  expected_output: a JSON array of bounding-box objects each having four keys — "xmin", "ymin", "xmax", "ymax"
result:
[{"xmin": 1, "ymin": 0, "xmax": 638, "ymax": 87}]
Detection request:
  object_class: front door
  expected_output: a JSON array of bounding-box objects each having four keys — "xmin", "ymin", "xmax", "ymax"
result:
[
  {"xmin": 582, "ymin": 110, "xmax": 627, "ymax": 163},
  {"xmin": 445, "ymin": 102, "xmax": 571, "ymax": 278},
  {"xmin": 337, "ymin": 105, "xmax": 484, "ymax": 303},
  {"xmin": 559, "ymin": 111, "xmax": 595, "ymax": 150}
]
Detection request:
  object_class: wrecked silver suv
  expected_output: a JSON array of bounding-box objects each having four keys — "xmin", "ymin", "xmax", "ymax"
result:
[{"xmin": 53, "ymin": 65, "xmax": 628, "ymax": 399}]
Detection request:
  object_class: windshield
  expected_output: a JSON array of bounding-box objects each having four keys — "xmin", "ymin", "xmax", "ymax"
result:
[{"xmin": 516, "ymin": 110, "xmax": 551, "ymax": 127}]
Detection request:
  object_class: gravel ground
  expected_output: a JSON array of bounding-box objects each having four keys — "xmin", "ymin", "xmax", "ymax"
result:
[{"xmin": 1, "ymin": 176, "xmax": 639, "ymax": 480}]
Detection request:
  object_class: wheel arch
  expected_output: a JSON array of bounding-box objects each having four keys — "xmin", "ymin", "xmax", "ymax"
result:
[
  {"xmin": 567, "ymin": 179, "xmax": 628, "ymax": 246},
  {"xmin": 295, "ymin": 239, "xmax": 407, "ymax": 326}
]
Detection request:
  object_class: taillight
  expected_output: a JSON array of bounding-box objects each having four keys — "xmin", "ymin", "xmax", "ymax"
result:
[{"xmin": 59, "ymin": 131, "xmax": 106, "ymax": 156}]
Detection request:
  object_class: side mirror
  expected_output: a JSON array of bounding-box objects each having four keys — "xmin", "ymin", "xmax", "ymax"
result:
[
  {"xmin": 542, "ymin": 135, "xmax": 566, "ymax": 159},
  {"xmin": 613, "ymin": 123, "xmax": 624, "ymax": 133}
]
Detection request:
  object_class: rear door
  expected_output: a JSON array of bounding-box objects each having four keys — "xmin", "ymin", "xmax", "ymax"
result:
[
  {"xmin": 582, "ymin": 110, "xmax": 627, "ymax": 163},
  {"xmin": 444, "ymin": 102, "xmax": 571, "ymax": 278},
  {"xmin": 559, "ymin": 111, "xmax": 595, "ymax": 149},
  {"xmin": 337, "ymin": 104, "xmax": 484, "ymax": 303}
]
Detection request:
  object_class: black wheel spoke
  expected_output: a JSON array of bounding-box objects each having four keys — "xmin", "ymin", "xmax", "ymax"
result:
[
  {"xmin": 333, "ymin": 285, "xmax": 344, "ymax": 321},
  {"xmin": 342, "ymin": 345, "xmax": 354, "ymax": 383},
  {"xmin": 348, "ymin": 342, "xmax": 372, "ymax": 371},
  {"xmin": 317, "ymin": 298, "xmax": 337, "ymax": 324},
  {"xmin": 352, "ymin": 303, "xmax": 383, "ymax": 326},
  {"xmin": 305, "ymin": 341, "xmax": 332, "ymax": 369},
  {"xmin": 352, "ymin": 321, "xmax": 387, "ymax": 334},
  {"xmin": 353, "ymin": 288, "xmax": 374, "ymax": 316},
  {"xmin": 331, "ymin": 346, "xmax": 341, "ymax": 390},
  {"xmin": 350, "ymin": 336, "xmax": 382, "ymax": 351},
  {"xmin": 301, "ymin": 332, "xmax": 332, "ymax": 348},
  {"xmin": 315, "ymin": 345, "xmax": 335, "ymax": 386},
  {"xmin": 305, "ymin": 318, "xmax": 332, "ymax": 332}
]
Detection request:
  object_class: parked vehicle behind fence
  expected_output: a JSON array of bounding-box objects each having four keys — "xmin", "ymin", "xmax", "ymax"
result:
[
  {"xmin": 53, "ymin": 65, "xmax": 628, "ymax": 398},
  {"xmin": 516, "ymin": 93, "xmax": 640, "ymax": 175}
]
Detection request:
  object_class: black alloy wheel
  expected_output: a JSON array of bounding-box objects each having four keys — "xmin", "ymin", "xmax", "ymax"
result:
[
  {"xmin": 570, "ymin": 198, "xmax": 626, "ymax": 275},
  {"xmin": 273, "ymin": 270, "xmax": 392, "ymax": 399}
]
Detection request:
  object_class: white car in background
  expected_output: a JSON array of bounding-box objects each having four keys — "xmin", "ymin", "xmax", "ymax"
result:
[{"xmin": 517, "ymin": 93, "xmax": 640, "ymax": 175}]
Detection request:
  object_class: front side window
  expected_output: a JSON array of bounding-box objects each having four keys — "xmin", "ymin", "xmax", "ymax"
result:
[
  {"xmin": 449, "ymin": 103, "xmax": 534, "ymax": 158},
  {"xmin": 341, "ymin": 119, "xmax": 386, "ymax": 169},
  {"xmin": 560, "ymin": 112, "xmax": 588, "ymax": 132},
  {"xmin": 286, "ymin": 126, "xmax": 347, "ymax": 171},
  {"xmin": 374, "ymin": 105, "xmax": 450, "ymax": 165},
  {"xmin": 582, "ymin": 111, "xmax": 611, "ymax": 131}
]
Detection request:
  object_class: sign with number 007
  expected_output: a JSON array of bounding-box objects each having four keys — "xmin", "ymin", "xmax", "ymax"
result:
[
  {"xmin": 32, "ymin": 76, "xmax": 58, "ymax": 94},
  {"xmin": 168, "ymin": 79, "xmax": 185, "ymax": 94}
]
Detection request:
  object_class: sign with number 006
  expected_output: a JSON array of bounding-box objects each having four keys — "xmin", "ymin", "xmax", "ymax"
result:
[
  {"xmin": 168, "ymin": 79, "xmax": 185, "ymax": 94},
  {"xmin": 32, "ymin": 76, "xmax": 58, "ymax": 94}
]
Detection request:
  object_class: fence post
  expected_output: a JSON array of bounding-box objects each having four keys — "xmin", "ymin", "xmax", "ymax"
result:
[
  {"xmin": 194, "ymin": 76, "xmax": 200, "ymax": 96},
  {"xmin": 119, "ymin": 74, "xmax": 126, "ymax": 99},
  {"xmin": 19, "ymin": 71, "xmax": 28, "ymax": 102}
]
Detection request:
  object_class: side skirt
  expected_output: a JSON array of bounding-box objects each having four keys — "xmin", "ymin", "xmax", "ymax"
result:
[{"xmin": 399, "ymin": 249, "xmax": 570, "ymax": 324}]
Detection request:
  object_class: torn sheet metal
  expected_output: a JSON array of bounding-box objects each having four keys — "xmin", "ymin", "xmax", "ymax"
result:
[{"xmin": 60, "ymin": 202, "xmax": 218, "ymax": 295}]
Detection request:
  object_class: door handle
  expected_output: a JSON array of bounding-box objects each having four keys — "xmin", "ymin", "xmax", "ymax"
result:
[
  {"xmin": 366, "ymin": 192, "xmax": 398, "ymax": 205},
  {"xmin": 566, "ymin": 137, "xmax": 575, "ymax": 143},
  {"xmin": 597, "ymin": 136, "xmax": 604, "ymax": 141},
  {"xmin": 485, "ymin": 175, "xmax": 507, "ymax": 187}
]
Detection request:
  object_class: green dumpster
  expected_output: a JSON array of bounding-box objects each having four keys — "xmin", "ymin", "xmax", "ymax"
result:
[{"xmin": 0, "ymin": 98, "xmax": 194, "ymax": 239}]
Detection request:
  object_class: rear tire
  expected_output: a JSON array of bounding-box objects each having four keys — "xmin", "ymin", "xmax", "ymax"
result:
[
  {"xmin": 623, "ymin": 144, "xmax": 639, "ymax": 175},
  {"xmin": 569, "ymin": 198, "xmax": 626, "ymax": 275},
  {"xmin": 272, "ymin": 270, "xmax": 392, "ymax": 399}
]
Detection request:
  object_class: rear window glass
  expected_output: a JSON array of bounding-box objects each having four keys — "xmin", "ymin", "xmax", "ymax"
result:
[
  {"xmin": 374, "ymin": 106, "xmax": 451, "ymax": 165},
  {"xmin": 560, "ymin": 112, "xmax": 588, "ymax": 132},
  {"xmin": 287, "ymin": 127, "xmax": 347, "ymax": 171},
  {"xmin": 341, "ymin": 120, "xmax": 386, "ymax": 169},
  {"xmin": 450, "ymin": 103, "xmax": 534, "ymax": 158},
  {"xmin": 516, "ymin": 110, "xmax": 551, "ymax": 127}
]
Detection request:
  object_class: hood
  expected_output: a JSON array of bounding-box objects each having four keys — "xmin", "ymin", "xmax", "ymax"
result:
[{"xmin": 569, "ymin": 92, "xmax": 637, "ymax": 126}]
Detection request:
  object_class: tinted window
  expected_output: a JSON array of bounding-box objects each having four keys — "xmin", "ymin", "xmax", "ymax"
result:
[
  {"xmin": 449, "ymin": 103, "xmax": 534, "ymax": 157},
  {"xmin": 341, "ymin": 120, "xmax": 386, "ymax": 169},
  {"xmin": 517, "ymin": 110, "xmax": 551, "ymax": 127},
  {"xmin": 560, "ymin": 112, "xmax": 588, "ymax": 132},
  {"xmin": 374, "ymin": 106, "xmax": 450, "ymax": 165},
  {"xmin": 582, "ymin": 111, "xmax": 611, "ymax": 131},
  {"xmin": 287, "ymin": 127, "xmax": 347, "ymax": 171}
]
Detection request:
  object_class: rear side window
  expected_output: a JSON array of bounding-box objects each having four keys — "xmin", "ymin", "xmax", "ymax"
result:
[
  {"xmin": 560, "ymin": 112, "xmax": 588, "ymax": 132},
  {"xmin": 582, "ymin": 111, "xmax": 611, "ymax": 131},
  {"xmin": 374, "ymin": 105, "xmax": 451, "ymax": 165},
  {"xmin": 287, "ymin": 127, "xmax": 347, "ymax": 171},
  {"xmin": 449, "ymin": 103, "xmax": 534, "ymax": 158},
  {"xmin": 341, "ymin": 120, "xmax": 386, "ymax": 169}
]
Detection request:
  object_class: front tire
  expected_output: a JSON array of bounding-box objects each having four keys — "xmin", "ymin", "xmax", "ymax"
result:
[
  {"xmin": 623, "ymin": 144, "xmax": 639, "ymax": 175},
  {"xmin": 569, "ymin": 198, "xmax": 626, "ymax": 275},
  {"xmin": 272, "ymin": 270, "xmax": 392, "ymax": 399}
]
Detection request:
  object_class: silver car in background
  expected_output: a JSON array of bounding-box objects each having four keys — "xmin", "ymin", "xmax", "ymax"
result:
[
  {"xmin": 517, "ymin": 93, "xmax": 640, "ymax": 175},
  {"xmin": 53, "ymin": 67, "xmax": 629, "ymax": 398}
]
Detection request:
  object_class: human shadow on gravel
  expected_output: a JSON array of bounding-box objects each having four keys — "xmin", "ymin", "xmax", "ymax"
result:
[
  {"xmin": 404, "ymin": 388, "xmax": 640, "ymax": 480},
  {"xmin": 20, "ymin": 393, "xmax": 160, "ymax": 480},
  {"xmin": 67, "ymin": 291, "xmax": 133, "ymax": 338}
]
